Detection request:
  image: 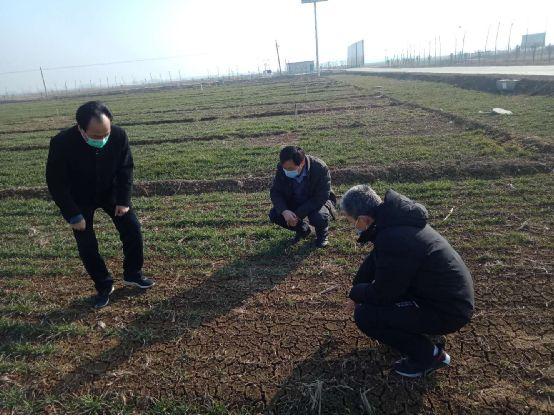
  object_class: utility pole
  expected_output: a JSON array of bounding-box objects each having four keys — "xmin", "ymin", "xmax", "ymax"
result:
[
  {"xmin": 275, "ymin": 40, "xmax": 282, "ymax": 74},
  {"xmin": 39, "ymin": 66, "xmax": 47, "ymax": 97},
  {"xmin": 313, "ymin": 1, "xmax": 320, "ymax": 76},
  {"xmin": 302, "ymin": 0, "xmax": 326, "ymax": 76}
]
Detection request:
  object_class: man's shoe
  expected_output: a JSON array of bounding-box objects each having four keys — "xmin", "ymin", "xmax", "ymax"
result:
[
  {"xmin": 123, "ymin": 275, "xmax": 155, "ymax": 289},
  {"xmin": 315, "ymin": 227, "xmax": 329, "ymax": 248},
  {"xmin": 393, "ymin": 346, "xmax": 451, "ymax": 378},
  {"xmin": 291, "ymin": 227, "xmax": 311, "ymax": 244},
  {"xmin": 315, "ymin": 235, "xmax": 329, "ymax": 248},
  {"xmin": 94, "ymin": 286, "xmax": 114, "ymax": 309}
]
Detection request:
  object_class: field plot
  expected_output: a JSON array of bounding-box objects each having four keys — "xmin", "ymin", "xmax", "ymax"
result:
[{"xmin": 0, "ymin": 75, "xmax": 552, "ymax": 414}]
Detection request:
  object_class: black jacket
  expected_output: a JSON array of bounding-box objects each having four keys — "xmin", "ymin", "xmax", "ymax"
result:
[
  {"xmin": 46, "ymin": 125, "xmax": 134, "ymax": 222},
  {"xmin": 349, "ymin": 190, "xmax": 474, "ymax": 322},
  {"xmin": 270, "ymin": 155, "xmax": 334, "ymax": 218}
]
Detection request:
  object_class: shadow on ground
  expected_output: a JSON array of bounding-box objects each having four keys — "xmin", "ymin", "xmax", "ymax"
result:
[
  {"xmin": 267, "ymin": 339, "xmax": 438, "ymax": 414},
  {"xmin": 45, "ymin": 238, "xmax": 316, "ymax": 399}
]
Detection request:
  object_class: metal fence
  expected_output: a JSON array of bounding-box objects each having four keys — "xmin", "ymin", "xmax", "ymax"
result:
[{"xmin": 384, "ymin": 44, "xmax": 554, "ymax": 68}]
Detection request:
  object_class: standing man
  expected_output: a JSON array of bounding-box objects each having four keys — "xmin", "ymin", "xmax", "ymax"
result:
[
  {"xmin": 269, "ymin": 146, "xmax": 335, "ymax": 248},
  {"xmin": 46, "ymin": 101, "xmax": 154, "ymax": 308},
  {"xmin": 340, "ymin": 185, "xmax": 474, "ymax": 377}
]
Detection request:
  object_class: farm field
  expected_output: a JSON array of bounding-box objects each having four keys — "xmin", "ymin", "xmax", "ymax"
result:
[{"xmin": 0, "ymin": 75, "xmax": 552, "ymax": 414}]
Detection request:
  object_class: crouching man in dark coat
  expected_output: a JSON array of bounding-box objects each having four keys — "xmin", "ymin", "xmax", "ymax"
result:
[
  {"xmin": 269, "ymin": 146, "xmax": 336, "ymax": 248},
  {"xmin": 340, "ymin": 185, "xmax": 474, "ymax": 377},
  {"xmin": 46, "ymin": 101, "xmax": 155, "ymax": 309}
]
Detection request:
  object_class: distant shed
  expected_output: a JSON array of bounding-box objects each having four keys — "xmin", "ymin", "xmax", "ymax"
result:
[{"xmin": 286, "ymin": 61, "xmax": 315, "ymax": 74}]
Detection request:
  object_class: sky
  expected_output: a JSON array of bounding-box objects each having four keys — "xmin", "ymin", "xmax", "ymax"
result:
[{"xmin": 0, "ymin": 0, "xmax": 553, "ymax": 94}]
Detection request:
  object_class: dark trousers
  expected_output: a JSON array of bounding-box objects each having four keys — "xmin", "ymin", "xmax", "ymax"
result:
[
  {"xmin": 269, "ymin": 204, "xmax": 330, "ymax": 236},
  {"xmin": 72, "ymin": 204, "xmax": 144, "ymax": 292},
  {"xmin": 354, "ymin": 300, "xmax": 467, "ymax": 366}
]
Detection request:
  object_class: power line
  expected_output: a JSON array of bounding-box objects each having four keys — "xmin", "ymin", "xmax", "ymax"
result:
[
  {"xmin": 0, "ymin": 68, "xmax": 38, "ymax": 75},
  {"xmin": 0, "ymin": 53, "xmax": 209, "ymax": 76}
]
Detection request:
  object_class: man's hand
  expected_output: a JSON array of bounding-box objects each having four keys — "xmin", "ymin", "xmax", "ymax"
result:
[
  {"xmin": 71, "ymin": 218, "xmax": 86, "ymax": 231},
  {"xmin": 115, "ymin": 205, "xmax": 130, "ymax": 217},
  {"xmin": 282, "ymin": 210, "xmax": 299, "ymax": 227},
  {"xmin": 344, "ymin": 298, "xmax": 356, "ymax": 314}
]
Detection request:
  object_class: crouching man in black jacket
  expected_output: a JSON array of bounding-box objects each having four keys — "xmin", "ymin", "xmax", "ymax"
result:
[
  {"xmin": 269, "ymin": 146, "xmax": 336, "ymax": 248},
  {"xmin": 46, "ymin": 101, "xmax": 154, "ymax": 309},
  {"xmin": 340, "ymin": 185, "xmax": 474, "ymax": 378}
]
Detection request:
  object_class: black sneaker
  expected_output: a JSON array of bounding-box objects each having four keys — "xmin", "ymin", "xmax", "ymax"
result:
[
  {"xmin": 94, "ymin": 286, "xmax": 114, "ymax": 309},
  {"xmin": 315, "ymin": 236, "xmax": 329, "ymax": 248},
  {"xmin": 123, "ymin": 275, "xmax": 155, "ymax": 289},
  {"xmin": 291, "ymin": 227, "xmax": 311, "ymax": 244},
  {"xmin": 393, "ymin": 346, "xmax": 451, "ymax": 378}
]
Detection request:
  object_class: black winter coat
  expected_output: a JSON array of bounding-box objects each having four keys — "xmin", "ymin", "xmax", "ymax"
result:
[
  {"xmin": 269, "ymin": 155, "xmax": 334, "ymax": 218},
  {"xmin": 46, "ymin": 125, "xmax": 134, "ymax": 222},
  {"xmin": 349, "ymin": 190, "xmax": 474, "ymax": 322}
]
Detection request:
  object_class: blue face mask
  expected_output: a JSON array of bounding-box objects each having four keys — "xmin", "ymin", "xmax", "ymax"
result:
[
  {"xmin": 85, "ymin": 134, "xmax": 110, "ymax": 149},
  {"xmin": 283, "ymin": 168, "xmax": 300, "ymax": 178}
]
